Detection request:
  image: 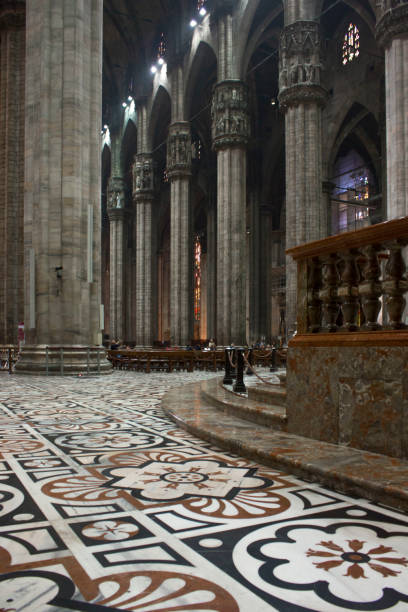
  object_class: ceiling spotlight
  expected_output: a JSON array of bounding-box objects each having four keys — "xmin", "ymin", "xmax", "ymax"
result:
[
  {"xmin": 270, "ymin": 98, "xmax": 276, "ymax": 106},
  {"xmin": 103, "ymin": 124, "xmax": 108, "ymax": 129},
  {"xmin": 199, "ymin": 7, "xmax": 206, "ymax": 16},
  {"xmin": 150, "ymin": 65, "xmax": 157, "ymax": 74},
  {"xmin": 122, "ymin": 102, "xmax": 127, "ymax": 108},
  {"xmin": 127, "ymin": 95, "xmax": 132, "ymax": 101},
  {"xmin": 190, "ymin": 19, "xmax": 197, "ymax": 27},
  {"xmin": 158, "ymin": 57, "xmax": 164, "ymax": 66}
]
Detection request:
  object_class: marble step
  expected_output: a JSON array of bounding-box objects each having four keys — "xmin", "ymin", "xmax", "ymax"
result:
[
  {"xmin": 277, "ymin": 370, "xmax": 286, "ymax": 385},
  {"xmin": 200, "ymin": 378, "xmax": 287, "ymax": 430},
  {"xmin": 246, "ymin": 382, "xmax": 286, "ymax": 407},
  {"xmin": 162, "ymin": 377, "xmax": 408, "ymax": 513}
]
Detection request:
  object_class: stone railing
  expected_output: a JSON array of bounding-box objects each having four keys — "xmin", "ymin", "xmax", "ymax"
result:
[{"xmin": 286, "ymin": 217, "xmax": 408, "ymax": 335}]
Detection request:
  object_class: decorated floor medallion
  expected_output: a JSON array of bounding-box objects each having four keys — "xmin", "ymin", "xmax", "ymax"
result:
[{"xmin": 1, "ymin": 369, "xmax": 408, "ymax": 611}]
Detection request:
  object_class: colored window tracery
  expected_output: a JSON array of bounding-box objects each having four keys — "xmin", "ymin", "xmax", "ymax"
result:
[
  {"xmin": 342, "ymin": 23, "xmax": 360, "ymax": 65},
  {"xmin": 194, "ymin": 235, "xmax": 201, "ymax": 321},
  {"xmin": 157, "ymin": 33, "xmax": 166, "ymax": 60}
]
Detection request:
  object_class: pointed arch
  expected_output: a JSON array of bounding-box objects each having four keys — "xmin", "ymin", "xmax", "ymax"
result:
[
  {"xmin": 185, "ymin": 40, "xmax": 217, "ymax": 124},
  {"xmin": 120, "ymin": 118, "xmax": 138, "ymax": 190},
  {"xmin": 148, "ymin": 85, "xmax": 171, "ymax": 152},
  {"xmin": 328, "ymin": 102, "xmax": 383, "ymax": 233}
]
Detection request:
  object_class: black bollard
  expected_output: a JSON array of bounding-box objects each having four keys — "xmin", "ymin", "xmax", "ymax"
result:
[
  {"xmin": 246, "ymin": 347, "xmax": 253, "ymax": 375},
  {"xmin": 233, "ymin": 348, "xmax": 247, "ymax": 393},
  {"xmin": 223, "ymin": 347, "xmax": 233, "ymax": 384},
  {"xmin": 270, "ymin": 347, "xmax": 277, "ymax": 372}
]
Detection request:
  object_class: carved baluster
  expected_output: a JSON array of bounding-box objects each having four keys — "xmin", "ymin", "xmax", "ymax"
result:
[
  {"xmin": 338, "ymin": 250, "xmax": 359, "ymax": 331},
  {"xmin": 318, "ymin": 254, "xmax": 340, "ymax": 332},
  {"xmin": 382, "ymin": 240, "xmax": 408, "ymax": 329},
  {"xmin": 358, "ymin": 245, "xmax": 382, "ymax": 330},
  {"xmin": 307, "ymin": 257, "xmax": 322, "ymax": 332}
]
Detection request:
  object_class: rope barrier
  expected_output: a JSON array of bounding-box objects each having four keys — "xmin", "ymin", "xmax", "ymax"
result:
[
  {"xmin": 227, "ymin": 349, "xmax": 237, "ymax": 369},
  {"xmin": 243, "ymin": 353, "xmax": 280, "ymax": 386}
]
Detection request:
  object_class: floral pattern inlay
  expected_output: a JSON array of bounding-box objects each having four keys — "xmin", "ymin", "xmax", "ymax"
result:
[{"xmin": 307, "ymin": 538, "xmax": 408, "ymax": 579}]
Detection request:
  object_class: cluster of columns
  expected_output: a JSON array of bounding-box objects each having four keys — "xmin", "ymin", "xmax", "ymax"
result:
[{"xmin": 2, "ymin": 0, "xmax": 408, "ymax": 373}]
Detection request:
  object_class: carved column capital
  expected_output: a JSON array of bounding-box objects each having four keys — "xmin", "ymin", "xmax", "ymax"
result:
[
  {"xmin": 0, "ymin": 0, "xmax": 25, "ymax": 29},
  {"xmin": 107, "ymin": 177, "xmax": 126, "ymax": 211},
  {"xmin": 167, "ymin": 122, "xmax": 192, "ymax": 179},
  {"xmin": 211, "ymin": 80, "xmax": 250, "ymax": 150},
  {"xmin": 376, "ymin": 1, "xmax": 408, "ymax": 48},
  {"xmin": 278, "ymin": 21, "xmax": 327, "ymax": 110},
  {"xmin": 132, "ymin": 153, "xmax": 155, "ymax": 200}
]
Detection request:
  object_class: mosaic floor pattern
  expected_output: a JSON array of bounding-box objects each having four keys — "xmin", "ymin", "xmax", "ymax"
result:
[{"xmin": 0, "ymin": 370, "xmax": 407, "ymax": 611}]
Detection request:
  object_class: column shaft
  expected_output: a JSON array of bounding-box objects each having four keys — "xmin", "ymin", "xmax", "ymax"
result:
[
  {"xmin": 376, "ymin": 2, "xmax": 408, "ymax": 218},
  {"xmin": 0, "ymin": 5, "xmax": 25, "ymax": 344},
  {"xmin": 16, "ymin": 0, "xmax": 109, "ymax": 374},
  {"xmin": 167, "ymin": 122, "xmax": 192, "ymax": 346},
  {"xmin": 133, "ymin": 153, "xmax": 155, "ymax": 347},
  {"xmin": 108, "ymin": 209, "xmax": 126, "ymax": 341},
  {"xmin": 385, "ymin": 39, "xmax": 408, "ymax": 217},
  {"xmin": 212, "ymin": 80, "xmax": 250, "ymax": 345},
  {"xmin": 279, "ymin": 20, "xmax": 327, "ymax": 337}
]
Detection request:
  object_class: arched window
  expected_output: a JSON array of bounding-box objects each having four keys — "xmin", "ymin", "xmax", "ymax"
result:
[
  {"xmin": 342, "ymin": 23, "xmax": 360, "ymax": 65},
  {"xmin": 194, "ymin": 235, "xmax": 202, "ymax": 321}
]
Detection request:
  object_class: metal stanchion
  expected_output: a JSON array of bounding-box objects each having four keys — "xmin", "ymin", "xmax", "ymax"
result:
[
  {"xmin": 233, "ymin": 348, "xmax": 247, "ymax": 393},
  {"xmin": 97, "ymin": 348, "xmax": 100, "ymax": 375},
  {"xmin": 223, "ymin": 347, "xmax": 233, "ymax": 385},
  {"xmin": 60, "ymin": 348, "xmax": 64, "ymax": 375},
  {"xmin": 231, "ymin": 348, "xmax": 237, "ymax": 379},
  {"xmin": 270, "ymin": 347, "xmax": 277, "ymax": 372},
  {"xmin": 46, "ymin": 346, "xmax": 49, "ymax": 376},
  {"xmin": 8, "ymin": 347, "xmax": 12, "ymax": 374},
  {"xmin": 87, "ymin": 347, "xmax": 90, "ymax": 375}
]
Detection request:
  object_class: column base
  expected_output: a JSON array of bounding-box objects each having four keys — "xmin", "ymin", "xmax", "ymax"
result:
[{"xmin": 14, "ymin": 345, "xmax": 112, "ymax": 376}]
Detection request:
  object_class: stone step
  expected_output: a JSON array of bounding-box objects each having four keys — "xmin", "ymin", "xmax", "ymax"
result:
[
  {"xmin": 201, "ymin": 378, "xmax": 287, "ymax": 430},
  {"xmin": 247, "ymin": 382, "xmax": 286, "ymax": 407},
  {"xmin": 162, "ymin": 378, "xmax": 408, "ymax": 513},
  {"xmin": 277, "ymin": 370, "xmax": 286, "ymax": 385}
]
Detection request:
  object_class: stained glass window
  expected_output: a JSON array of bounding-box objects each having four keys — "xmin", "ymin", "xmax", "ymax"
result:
[
  {"xmin": 194, "ymin": 235, "xmax": 201, "ymax": 321},
  {"xmin": 342, "ymin": 23, "xmax": 360, "ymax": 65}
]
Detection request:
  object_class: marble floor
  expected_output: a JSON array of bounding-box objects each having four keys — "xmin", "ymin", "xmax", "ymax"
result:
[{"xmin": 0, "ymin": 370, "xmax": 407, "ymax": 611}]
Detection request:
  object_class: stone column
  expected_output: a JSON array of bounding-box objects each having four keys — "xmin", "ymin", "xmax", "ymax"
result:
[
  {"xmin": 376, "ymin": 1, "xmax": 408, "ymax": 218},
  {"xmin": 16, "ymin": 0, "xmax": 110, "ymax": 374},
  {"xmin": 206, "ymin": 194, "xmax": 217, "ymax": 341},
  {"xmin": 212, "ymin": 80, "xmax": 250, "ymax": 345},
  {"xmin": 107, "ymin": 177, "xmax": 126, "ymax": 341},
  {"xmin": 132, "ymin": 153, "xmax": 155, "ymax": 347},
  {"xmin": 279, "ymin": 20, "xmax": 327, "ymax": 337},
  {"xmin": 259, "ymin": 206, "xmax": 273, "ymax": 341},
  {"xmin": 0, "ymin": 1, "xmax": 25, "ymax": 345},
  {"xmin": 167, "ymin": 122, "xmax": 192, "ymax": 346}
]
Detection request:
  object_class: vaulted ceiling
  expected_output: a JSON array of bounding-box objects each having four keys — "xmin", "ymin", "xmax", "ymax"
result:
[{"xmin": 103, "ymin": 0, "xmax": 189, "ymax": 112}]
